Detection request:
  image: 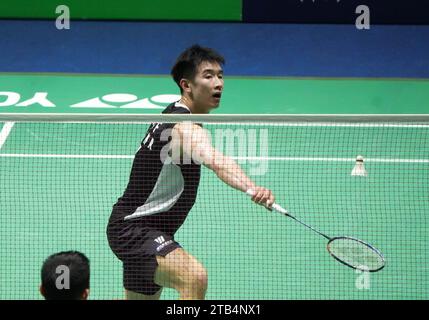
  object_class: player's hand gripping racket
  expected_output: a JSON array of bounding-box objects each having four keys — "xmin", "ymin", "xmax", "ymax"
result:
[{"xmin": 247, "ymin": 189, "xmax": 385, "ymax": 272}]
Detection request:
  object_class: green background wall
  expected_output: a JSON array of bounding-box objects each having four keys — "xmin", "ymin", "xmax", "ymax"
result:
[{"xmin": 0, "ymin": 0, "xmax": 242, "ymax": 21}]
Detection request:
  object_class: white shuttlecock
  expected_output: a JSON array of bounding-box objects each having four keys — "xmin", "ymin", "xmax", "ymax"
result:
[{"xmin": 351, "ymin": 155, "xmax": 368, "ymax": 177}]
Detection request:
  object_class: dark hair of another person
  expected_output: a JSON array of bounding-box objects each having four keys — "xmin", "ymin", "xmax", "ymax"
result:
[{"xmin": 41, "ymin": 251, "xmax": 90, "ymax": 300}]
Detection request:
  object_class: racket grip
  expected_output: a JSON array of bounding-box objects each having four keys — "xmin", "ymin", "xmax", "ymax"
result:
[
  {"xmin": 271, "ymin": 203, "xmax": 289, "ymax": 215},
  {"xmin": 246, "ymin": 189, "xmax": 255, "ymax": 197},
  {"xmin": 245, "ymin": 189, "xmax": 289, "ymax": 215}
]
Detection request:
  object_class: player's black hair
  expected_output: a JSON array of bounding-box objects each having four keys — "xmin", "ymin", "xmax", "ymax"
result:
[
  {"xmin": 171, "ymin": 44, "xmax": 225, "ymax": 93},
  {"xmin": 41, "ymin": 251, "xmax": 90, "ymax": 300}
]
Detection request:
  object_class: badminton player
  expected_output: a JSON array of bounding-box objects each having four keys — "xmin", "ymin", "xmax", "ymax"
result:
[{"xmin": 107, "ymin": 45, "xmax": 275, "ymax": 300}]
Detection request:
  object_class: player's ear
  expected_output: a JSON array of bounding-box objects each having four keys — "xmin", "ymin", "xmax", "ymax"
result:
[
  {"xmin": 179, "ymin": 78, "xmax": 192, "ymax": 94},
  {"xmin": 82, "ymin": 288, "xmax": 90, "ymax": 300},
  {"xmin": 39, "ymin": 285, "xmax": 46, "ymax": 298}
]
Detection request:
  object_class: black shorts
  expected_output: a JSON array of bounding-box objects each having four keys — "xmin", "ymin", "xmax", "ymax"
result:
[{"xmin": 107, "ymin": 218, "xmax": 182, "ymax": 295}]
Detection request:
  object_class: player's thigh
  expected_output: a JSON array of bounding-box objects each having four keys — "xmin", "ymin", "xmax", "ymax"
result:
[{"xmin": 154, "ymin": 248, "xmax": 207, "ymax": 289}]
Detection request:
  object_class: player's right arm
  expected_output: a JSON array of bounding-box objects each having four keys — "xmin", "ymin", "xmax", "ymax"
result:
[{"xmin": 172, "ymin": 122, "xmax": 274, "ymax": 208}]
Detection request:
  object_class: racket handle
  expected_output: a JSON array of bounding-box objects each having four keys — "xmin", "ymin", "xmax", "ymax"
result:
[
  {"xmin": 271, "ymin": 203, "xmax": 289, "ymax": 215},
  {"xmin": 246, "ymin": 189, "xmax": 289, "ymax": 216}
]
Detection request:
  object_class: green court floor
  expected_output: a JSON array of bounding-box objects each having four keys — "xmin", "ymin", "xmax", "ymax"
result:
[{"xmin": 0, "ymin": 74, "xmax": 428, "ymax": 299}]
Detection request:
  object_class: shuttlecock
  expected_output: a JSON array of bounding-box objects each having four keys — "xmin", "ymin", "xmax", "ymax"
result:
[{"xmin": 351, "ymin": 155, "xmax": 368, "ymax": 176}]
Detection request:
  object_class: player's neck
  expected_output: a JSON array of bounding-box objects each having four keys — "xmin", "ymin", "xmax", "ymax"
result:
[{"xmin": 178, "ymin": 97, "xmax": 209, "ymax": 114}]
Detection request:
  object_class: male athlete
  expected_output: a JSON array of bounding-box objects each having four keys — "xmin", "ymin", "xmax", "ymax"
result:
[{"xmin": 107, "ymin": 45, "xmax": 275, "ymax": 300}]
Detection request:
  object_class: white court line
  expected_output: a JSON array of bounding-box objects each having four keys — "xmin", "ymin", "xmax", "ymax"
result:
[
  {"xmin": 233, "ymin": 156, "xmax": 429, "ymax": 163},
  {"xmin": 0, "ymin": 153, "xmax": 427, "ymax": 163},
  {"xmin": 0, "ymin": 154, "xmax": 133, "ymax": 159},
  {"xmin": 0, "ymin": 122, "xmax": 14, "ymax": 150}
]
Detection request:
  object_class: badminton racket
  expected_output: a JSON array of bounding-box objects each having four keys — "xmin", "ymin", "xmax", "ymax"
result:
[{"xmin": 247, "ymin": 189, "xmax": 385, "ymax": 272}]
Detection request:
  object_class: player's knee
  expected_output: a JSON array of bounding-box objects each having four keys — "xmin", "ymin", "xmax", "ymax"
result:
[
  {"xmin": 184, "ymin": 265, "xmax": 208, "ymax": 291},
  {"xmin": 194, "ymin": 267, "xmax": 208, "ymax": 290}
]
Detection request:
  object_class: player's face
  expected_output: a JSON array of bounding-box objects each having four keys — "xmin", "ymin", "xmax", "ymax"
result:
[{"xmin": 189, "ymin": 61, "xmax": 224, "ymax": 113}]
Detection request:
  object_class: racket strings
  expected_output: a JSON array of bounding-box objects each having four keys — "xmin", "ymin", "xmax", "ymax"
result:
[{"xmin": 327, "ymin": 237, "xmax": 385, "ymax": 272}]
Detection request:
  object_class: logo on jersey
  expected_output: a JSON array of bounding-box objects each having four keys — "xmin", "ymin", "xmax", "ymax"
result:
[
  {"xmin": 154, "ymin": 236, "xmax": 165, "ymax": 244},
  {"xmin": 154, "ymin": 236, "xmax": 174, "ymax": 252}
]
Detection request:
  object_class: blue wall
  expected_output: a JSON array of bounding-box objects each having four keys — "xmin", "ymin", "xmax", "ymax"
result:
[{"xmin": 0, "ymin": 20, "xmax": 428, "ymax": 78}]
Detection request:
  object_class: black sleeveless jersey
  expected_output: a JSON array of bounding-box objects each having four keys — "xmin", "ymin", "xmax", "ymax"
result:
[{"xmin": 110, "ymin": 102, "xmax": 201, "ymax": 235}]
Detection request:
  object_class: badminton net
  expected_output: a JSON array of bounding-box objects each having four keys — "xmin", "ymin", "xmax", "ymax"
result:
[{"xmin": 0, "ymin": 113, "xmax": 428, "ymax": 299}]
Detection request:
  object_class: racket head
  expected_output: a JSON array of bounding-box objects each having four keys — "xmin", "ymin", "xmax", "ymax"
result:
[{"xmin": 327, "ymin": 236, "xmax": 385, "ymax": 272}]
